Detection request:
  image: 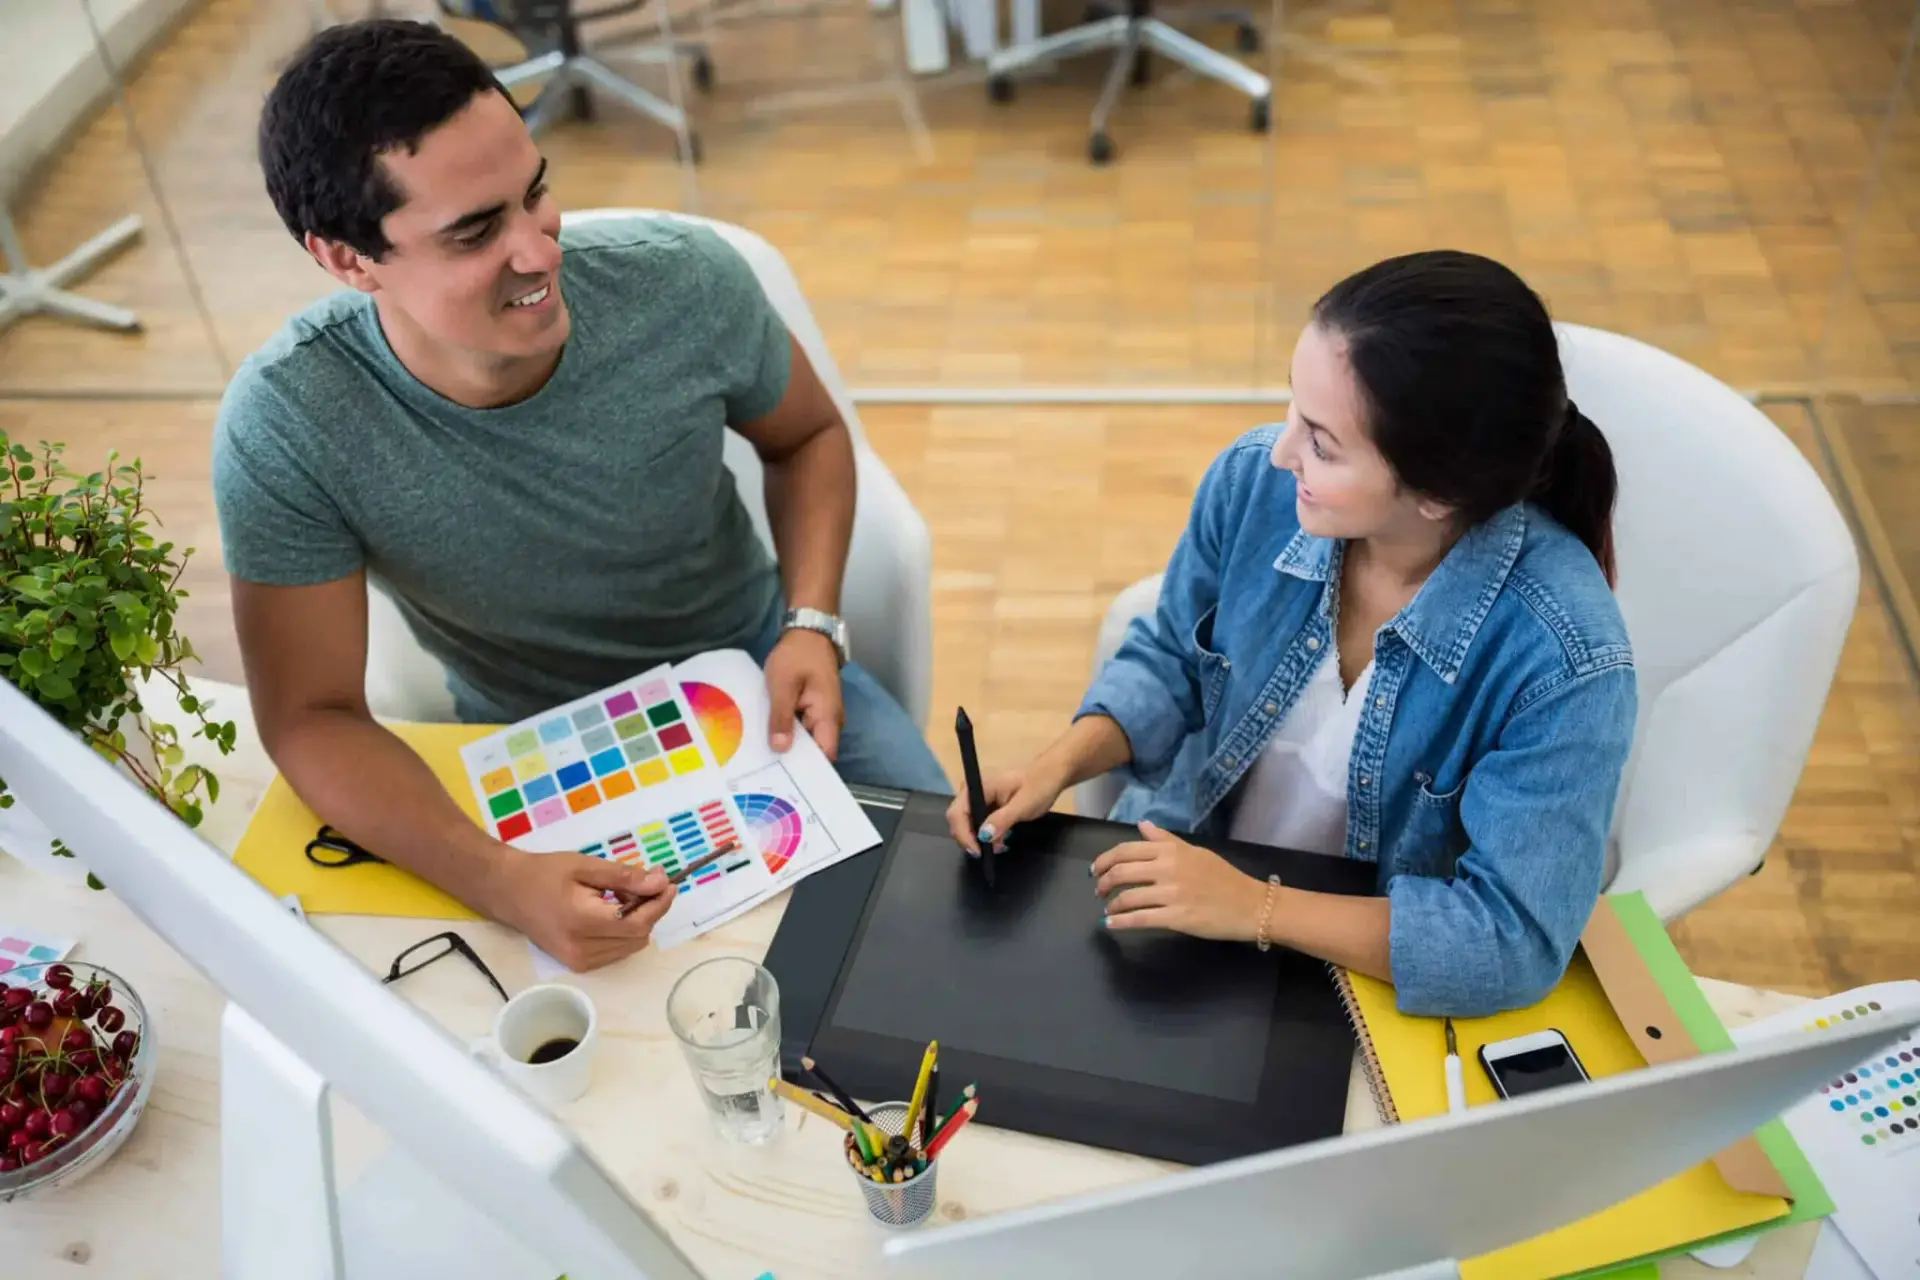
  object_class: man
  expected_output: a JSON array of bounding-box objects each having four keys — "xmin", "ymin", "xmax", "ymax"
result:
[{"xmin": 214, "ymin": 19, "xmax": 949, "ymax": 971}]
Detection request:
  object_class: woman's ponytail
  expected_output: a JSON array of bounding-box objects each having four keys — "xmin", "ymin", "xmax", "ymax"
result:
[{"xmin": 1532, "ymin": 401, "xmax": 1618, "ymax": 586}]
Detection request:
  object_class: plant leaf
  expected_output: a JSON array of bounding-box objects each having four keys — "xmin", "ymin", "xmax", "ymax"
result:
[{"xmin": 35, "ymin": 672, "xmax": 76, "ymax": 700}]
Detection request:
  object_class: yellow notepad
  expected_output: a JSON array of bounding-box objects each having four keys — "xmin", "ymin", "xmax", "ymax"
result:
[
  {"xmin": 230, "ymin": 721, "xmax": 497, "ymax": 919},
  {"xmin": 1335, "ymin": 946, "xmax": 1790, "ymax": 1279}
]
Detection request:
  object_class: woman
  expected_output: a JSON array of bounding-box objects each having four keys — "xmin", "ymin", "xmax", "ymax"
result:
[{"xmin": 947, "ymin": 250, "xmax": 1637, "ymax": 1017}]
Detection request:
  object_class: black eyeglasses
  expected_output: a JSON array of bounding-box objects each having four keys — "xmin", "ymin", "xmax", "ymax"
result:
[{"xmin": 382, "ymin": 932, "xmax": 510, "ymax": 1004}]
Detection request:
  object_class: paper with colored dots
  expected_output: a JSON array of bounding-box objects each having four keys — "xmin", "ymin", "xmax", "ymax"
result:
[
  {"xmin": 0, "ymin": 926, "xmax": 75, "ymax": 979},
  {"xmin": 1732, "ymin": 979, "xmax": 1920, "ymax": 1279}
]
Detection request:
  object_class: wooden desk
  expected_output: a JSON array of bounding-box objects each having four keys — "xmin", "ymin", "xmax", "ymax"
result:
[{"xmin": 0, "ymin": 830, "xmax": 1823, "ymax": 1280}]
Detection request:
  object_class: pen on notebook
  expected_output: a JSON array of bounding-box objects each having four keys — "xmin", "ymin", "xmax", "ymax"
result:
[
  {"xmin": 955, "ymin": 707, "xmax": 995, "ymax": 886},
  {"xmin": 1444, "ymin": 1018, "xmax": 1466, "ymax": 1115}
]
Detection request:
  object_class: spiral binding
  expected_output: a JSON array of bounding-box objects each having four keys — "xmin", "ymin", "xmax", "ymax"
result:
[{"xmin": 1328, "ymin": 963, "xmax": 1398, "ymax": 1126}]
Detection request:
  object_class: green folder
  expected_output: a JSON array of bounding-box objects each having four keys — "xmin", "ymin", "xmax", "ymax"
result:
[{"xmin": 1563, "ymin": 893, "xmax": 1831, "ymax": 1279}]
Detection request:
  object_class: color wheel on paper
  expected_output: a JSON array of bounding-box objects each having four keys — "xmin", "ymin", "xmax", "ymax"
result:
[
  {"xmin": 680, "ymin": 681, "xmax": 744, "ymax": 766},
  {"xmin": 735, "ymin": 792, "xmax": 804, "ymax": 874}
]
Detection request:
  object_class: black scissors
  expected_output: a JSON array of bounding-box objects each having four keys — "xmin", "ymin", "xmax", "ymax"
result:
[{"xmin": 304, "ymin": 825, "xmax": 383, "ymax": 869}]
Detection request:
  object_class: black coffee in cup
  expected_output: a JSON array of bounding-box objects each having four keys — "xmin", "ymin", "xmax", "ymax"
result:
[{"xmin": 527, "ymin": 1036, "xmax": 580, "ymax": 1065}]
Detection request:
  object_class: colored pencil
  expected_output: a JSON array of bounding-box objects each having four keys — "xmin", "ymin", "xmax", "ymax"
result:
[
  {"xmin": 905, "ymin": 1040, "xmax": 938, "ymax": 1147},
  {"xmin": 801, "ymin": 1054, "xmax": 872, "ymax": 1124},
  {"xmin": 770, "ymin": 1077, "xmax": 856, "ymax": 1131},
  {"xmin": 924, "ymin": 1097, "xmax": 978, "ymax": 1161},
  {"xmin": 934, "ymin": 1082, "xmax": 976, "ymax": 1133},
  {"xmin": 920, "ymin": 1064, "xmax": 940, "ymax": 1147}
]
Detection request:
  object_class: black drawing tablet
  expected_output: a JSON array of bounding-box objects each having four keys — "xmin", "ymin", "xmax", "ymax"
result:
[{"xmin": 763, "ymin": 789, "xmax": 1380, "ymax": 1166}]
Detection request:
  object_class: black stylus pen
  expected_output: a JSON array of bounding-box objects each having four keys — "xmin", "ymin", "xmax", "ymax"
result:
[{"xmin": 955, "ymin": 706, "xmax": 995, "ymax": 886}]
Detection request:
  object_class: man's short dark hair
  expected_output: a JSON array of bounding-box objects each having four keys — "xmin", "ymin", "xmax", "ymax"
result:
[{"xmin": 259, "ymin": 19, "xmax": 508, "ymax": 260}]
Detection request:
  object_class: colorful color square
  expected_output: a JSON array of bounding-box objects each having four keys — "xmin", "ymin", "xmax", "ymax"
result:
[
  {"xmin": 506, "ymin": 729, "xmax": 539, "ymax": 755},
  {"xmin": 0, "ymin": 937, "xmax": 29, "ymax": 954},
  {"xmin": 514, "ymin": 753, "xmax": 548, "ymax": 782},
  {"xmin": 572, "ymin": 705, "xmax": 607, "ymax": 730},
  {"xmin": 600, "ymin": 769, "xmax": 637, "ymax": 799},
  {"xmin": 497, "ymin": 811, "xmax": 534, "ymax": 841},
  {"xmin": 581, "ymin": 726, "xmax": 616, "ymax": 754},
  {"xmin": 487, "ymin": 789, "xmax": 525, "ymax": 819},
  {"xmin": 659, "ymin": 722, "xmax": 694, "ymax": 751},
  {"xmin": 590, "ymin": 748, "xmax": 627, "ymax": 777},
  {"xmin": 522, "ymin": 774, "xmax": 559, "ymax": 803},
  {"xmin": 634, "ymin": 758, "xmax": 671, "ymax": 787},
  {"xmin": 604, "ymin": 690, "xmax": 640, "ymax": 718},
  {"xmin": 566, "ymin": 784, "xmax": 602, "ymax": 813},
  {"xmin": 531, "ymin": 798, "xmax": 569, "ymax": 826},
  {"xmin": 623, "ymin": 736, "xmax": 660, "ymax": 764},
  {"xmin": 647, "ymin": 701, "xmax": 681, "ymax": 729},
  {"xmin": 556, "ymin": 761, "xmax": 592, "ymax": 790},
  {"xmin": 479, "ymin": 767, "xmax": 515, "ymax": 795},
  {"xmin": 667, "ymin": 746, "xmax": 705, "ymax": 774},
  {"xmin": 636, "ymin": 679, "xmax": 671, "ymax": 703},
  {"xmin": 614, "ymin": 713, "xmax": 652, "ymax": 741},
  {"xmin": 539, "ymin": 717, "xmax": 574, "ymax": 744},
  {"xmin": 0, "ymin": 957, "xmax": 13, "ymax": 974}
]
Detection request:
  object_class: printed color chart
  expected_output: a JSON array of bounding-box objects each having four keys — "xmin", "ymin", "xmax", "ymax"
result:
[
  {"xmin": 464, "ymin": 672, "xmax": 714, "ymax": 842},
  {"xmin": 0, "ymin": 929, "xmax": 75, "ymax": 977},
  {"xmin": 579, "ymin": 801, "xmax": 751, "ymax": 889},
  {"xmin": 735, "ymin": 792, "xmax": 805, "ymax": 874},
  {"xmin": 681, "ymin": 681, "xmax": 745, "ymax": 766},
  {"xmin": 1810, "ymin": 1000, "xmax": 1920, "ymax": 1149}
]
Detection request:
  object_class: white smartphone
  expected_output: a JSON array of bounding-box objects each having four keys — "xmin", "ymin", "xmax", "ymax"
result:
[{"xmin": 1477, "ymin": 1028, "xmax": 1590, "ymax": 1100}]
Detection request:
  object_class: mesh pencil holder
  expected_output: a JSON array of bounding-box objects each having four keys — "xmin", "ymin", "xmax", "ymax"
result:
[{"xmin": 843, "ymin": 1101, "xmax": 939, "ymax": 1229}]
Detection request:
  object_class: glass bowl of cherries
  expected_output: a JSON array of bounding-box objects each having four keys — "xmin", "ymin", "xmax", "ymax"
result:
[{"xmin": 0, "ymin": 961, "xmax": 154, "ymax": 1202}]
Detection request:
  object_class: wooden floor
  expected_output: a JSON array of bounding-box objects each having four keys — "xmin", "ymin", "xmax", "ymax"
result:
[
  {"xmin": 7, "ymin": 0, "xmax": 1920, "ymax": 394},
  {"xmin": 6, "ymin": 391, "xmax": 1918, "ymax": 996}
]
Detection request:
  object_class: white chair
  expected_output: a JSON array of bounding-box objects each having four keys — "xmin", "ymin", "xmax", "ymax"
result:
[{"xmin": 1072, "ymin": 322, "xmax": 1859, "ymax": 922}]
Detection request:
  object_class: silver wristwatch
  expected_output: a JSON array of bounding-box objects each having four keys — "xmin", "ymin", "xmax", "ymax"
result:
[{"xmin": 782, "ymin": 606, "xmax": 850, "ymax": 667}]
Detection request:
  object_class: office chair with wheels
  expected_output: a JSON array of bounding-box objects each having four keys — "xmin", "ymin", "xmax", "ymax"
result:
[
  {"xmin": 440, "ymin": 0, "xmax": 711, "ymax": 161},
  {"xmin": 1072, "ymin": 323, "xmax": 1860, "ymax": 921},
  {"xmin": 986, "ymin": 0, "xmax": 1271, "ymax": 165}
]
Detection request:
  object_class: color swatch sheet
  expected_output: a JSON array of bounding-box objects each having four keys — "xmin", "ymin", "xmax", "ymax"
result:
[
  {"xmin": 0, "ymin": 927, "xmax": 75, "ymax": 978},
  {"xmin": 1730, "ymin": 979, "xmax": 1920, "ymax": 1280},
  {"xmin": 465, "ymin": 650, "xmax": 882, "ymax": 951}
]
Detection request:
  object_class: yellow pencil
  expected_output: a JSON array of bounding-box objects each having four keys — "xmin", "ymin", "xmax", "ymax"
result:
[
  {"xmin": 769, "ymin": 1077, "xmax": 856, "ymax": 1131},
  {"xmin": 905, "ymin": 1040, "xmax": 938, "ymax": 1145}
]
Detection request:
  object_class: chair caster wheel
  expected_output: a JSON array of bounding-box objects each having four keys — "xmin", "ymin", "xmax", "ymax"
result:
[
  {"xmin": 692, "ymin": 54, "xmax": 714, "ymax": 92},
  {"xmin": 677, "ymin": 132, "xmax": 703, "ymax": 164},
  {"xmin": 989, "ymin": 74, "xmax": 1014, "ymax": 103},
  {"xmin": 1250, "ymin": 96, "xmax": 1271, "ymax": 132},
  {"xmin": 1236, "ymin": 23, "xmax": 1260, "ymax": 53},
  {"xmin": 1089, "ymin": 132, "xmax": 1114, "ymax": 164}
]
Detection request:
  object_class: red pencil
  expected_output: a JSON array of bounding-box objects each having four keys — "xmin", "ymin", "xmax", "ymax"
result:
[{"xmin": 923, "ymin": 1097, "xmax": 978, "ymax": 1161}]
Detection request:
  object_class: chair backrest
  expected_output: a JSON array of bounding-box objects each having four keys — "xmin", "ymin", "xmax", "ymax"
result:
[
  {"xmin": 364, "ymin": 208, "xmax": 932, "ymax": 728},
  {"xmin": 1076, "ymin": 324, "xmax": 1857, "ymax": 921},
  {"xmin": 1562, "ymin": 322, "xmax": 1856, "ymax": 917}
]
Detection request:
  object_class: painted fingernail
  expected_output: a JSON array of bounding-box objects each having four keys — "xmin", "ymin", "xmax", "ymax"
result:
[
  {"xmin": 978, "ymin": 824, "xmax": 995, "ymax": 844},
  {"xmin": 1086, "ymin": 862, "xmax": 1094, "ymax": 877}
]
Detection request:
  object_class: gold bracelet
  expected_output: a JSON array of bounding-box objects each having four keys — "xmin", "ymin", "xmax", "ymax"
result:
[{"xmin": 1255, "ymin": 874, "xmax": 1282, "ymax": 952}]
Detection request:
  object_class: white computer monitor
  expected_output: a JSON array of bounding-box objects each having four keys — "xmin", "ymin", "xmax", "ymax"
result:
[{"xmin": 4, "ymin": 682, "xmax": 1909, "ymax": 1280}]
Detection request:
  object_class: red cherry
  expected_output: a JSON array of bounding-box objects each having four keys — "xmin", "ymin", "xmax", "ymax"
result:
[
  {"xmin": 0, "ymin": 1025, "xmax": 17, "ymax": 1050},
  {"xmin": 0, "ymin": 1050, "xmax": 15, "ymax": 1079},
  {"xmin": 68, "ymin": 1048, "xmax": 98, "ymax": 1074},
  {"xmin": 48, "ymin": 1111, "xmax": 79, "ymax": 1139},
  {"xmin": 1, "ymin": 988, "xmax": 30, "ymax": 1012},
  {"xmin": 75, "ymin": 1074, "xmax": 107, "ymax": 1105},
  {"xmin": 90, "ymin": 984, "xmax": 112, "ymax": 1009},
  {"xmin": 112, "ymin": 1031, "xmax": 138, "ymax": 1060},
  {"xmin": 23, "ymin": 1111, "xmax": 49, "ymax": 1139},
  {"xmin": 61, "ymin": 1027, "xmax": 91, "ymax": 1054},
  {"xmin": 6, "ymin": 1128, "xmax": 30, "ymax": 1152},
  {"xmin": 0, "ymin": 1101, "xmax": 22, "ymax": 1128},
  {"xmin": 52, "ymin": 990, "xmax": 80, "ymax": 1018},
  {"xmin": 0, "ymin": 1007, "xmax": 17, "ymax": 1031},
  {"xmin": 40, "ymin": 1072, "xmax": 71, "ymax": 1103},
  {"xmin": 22, "ymin": 1002, "xmax": 52, "ymax": 1031},
  {"xmin": 0, "ymin": 1155, "xmax": 17, "ymax": 1172},
  {"xmin": 64, "ymin": 1099, "xmax": 91, "ymax": 1126},
  {"xmin": 43, "ymin": 965, "xmax": 72, "ymax": 990},
  {"xmin": 94, "ymin": 1006, "xmax": 125, "ymax": 1034}
]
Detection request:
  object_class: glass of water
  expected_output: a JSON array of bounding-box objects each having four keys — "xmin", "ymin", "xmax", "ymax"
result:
[{"xmin": 666, "ymin": 956, "xmax": 785, "ymax": 1144}]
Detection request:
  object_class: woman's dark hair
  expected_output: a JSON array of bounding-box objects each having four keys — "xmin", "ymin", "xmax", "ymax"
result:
[
  {"xmin": 1310, "ymin": 250, "xmax": 1618, "ymax": 585},
  {"xmin": 259, "ymin": 19, "xmax": 508, "ymax": 261}
]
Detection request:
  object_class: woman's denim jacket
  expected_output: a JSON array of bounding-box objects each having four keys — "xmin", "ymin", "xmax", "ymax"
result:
[{"xmin": 1077, "ymin": 428, "xmax": 1637, "ymax": 1016}]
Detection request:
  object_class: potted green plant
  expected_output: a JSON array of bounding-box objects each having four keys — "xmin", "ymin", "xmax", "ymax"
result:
[{"xmin": 0, "ymin": 432, "xmax": 236, "ymax": 887}]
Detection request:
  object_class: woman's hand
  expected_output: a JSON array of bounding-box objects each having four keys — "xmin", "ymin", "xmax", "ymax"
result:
[
  {"xmin": 945, "ymin": 765, "xmax": 1066, "ymax": 855},
  {"xmin": 1092, "ymin": 821, "xmax": 1268, "ymax": 942}
]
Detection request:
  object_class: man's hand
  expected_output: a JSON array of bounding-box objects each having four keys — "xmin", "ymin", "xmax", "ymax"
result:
[
  {"xmin": 484, "ymin": 849, "xmax": 676, "ymax": 972},
  {"xmin": 765, "ymin": 627, "xmax": 844, "ymax": 760}
]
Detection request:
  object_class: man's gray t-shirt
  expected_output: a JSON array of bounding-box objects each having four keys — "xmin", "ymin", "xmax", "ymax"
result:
[{"xmin": 211, "ymin": 216, "xmax": 788, "ymax": 722}]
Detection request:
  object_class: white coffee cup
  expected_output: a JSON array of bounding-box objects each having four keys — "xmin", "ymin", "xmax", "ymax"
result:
[{"xmin": 471, "ymin": 983, "xmax": 597, "ymax": 1108}]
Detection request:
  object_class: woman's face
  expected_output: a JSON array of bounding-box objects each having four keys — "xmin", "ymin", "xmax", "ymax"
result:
[{"xmin": 1271, "ymin": 321, "xmax": 1447, "ymax": 542}]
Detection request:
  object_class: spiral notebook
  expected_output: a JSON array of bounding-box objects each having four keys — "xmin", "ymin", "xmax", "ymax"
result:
[{"xmin": 1329, "ymin": 893, "xmax": 1824, "ymax": 1280}]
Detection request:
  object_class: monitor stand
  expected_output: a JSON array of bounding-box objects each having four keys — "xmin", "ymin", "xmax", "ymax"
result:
[{"xmin": 219, "ymin": 1005, "xmax": 553, "ymax": 1280}]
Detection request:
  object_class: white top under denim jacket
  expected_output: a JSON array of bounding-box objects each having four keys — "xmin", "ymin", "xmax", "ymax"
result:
[
  {"xmin": 1228, "ymin": 652, "xmax": 1374, "ymax": 856},
  {"xmin": 1074, "ymin": 427, "xmax": 1637, "ymax": 1017}
]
